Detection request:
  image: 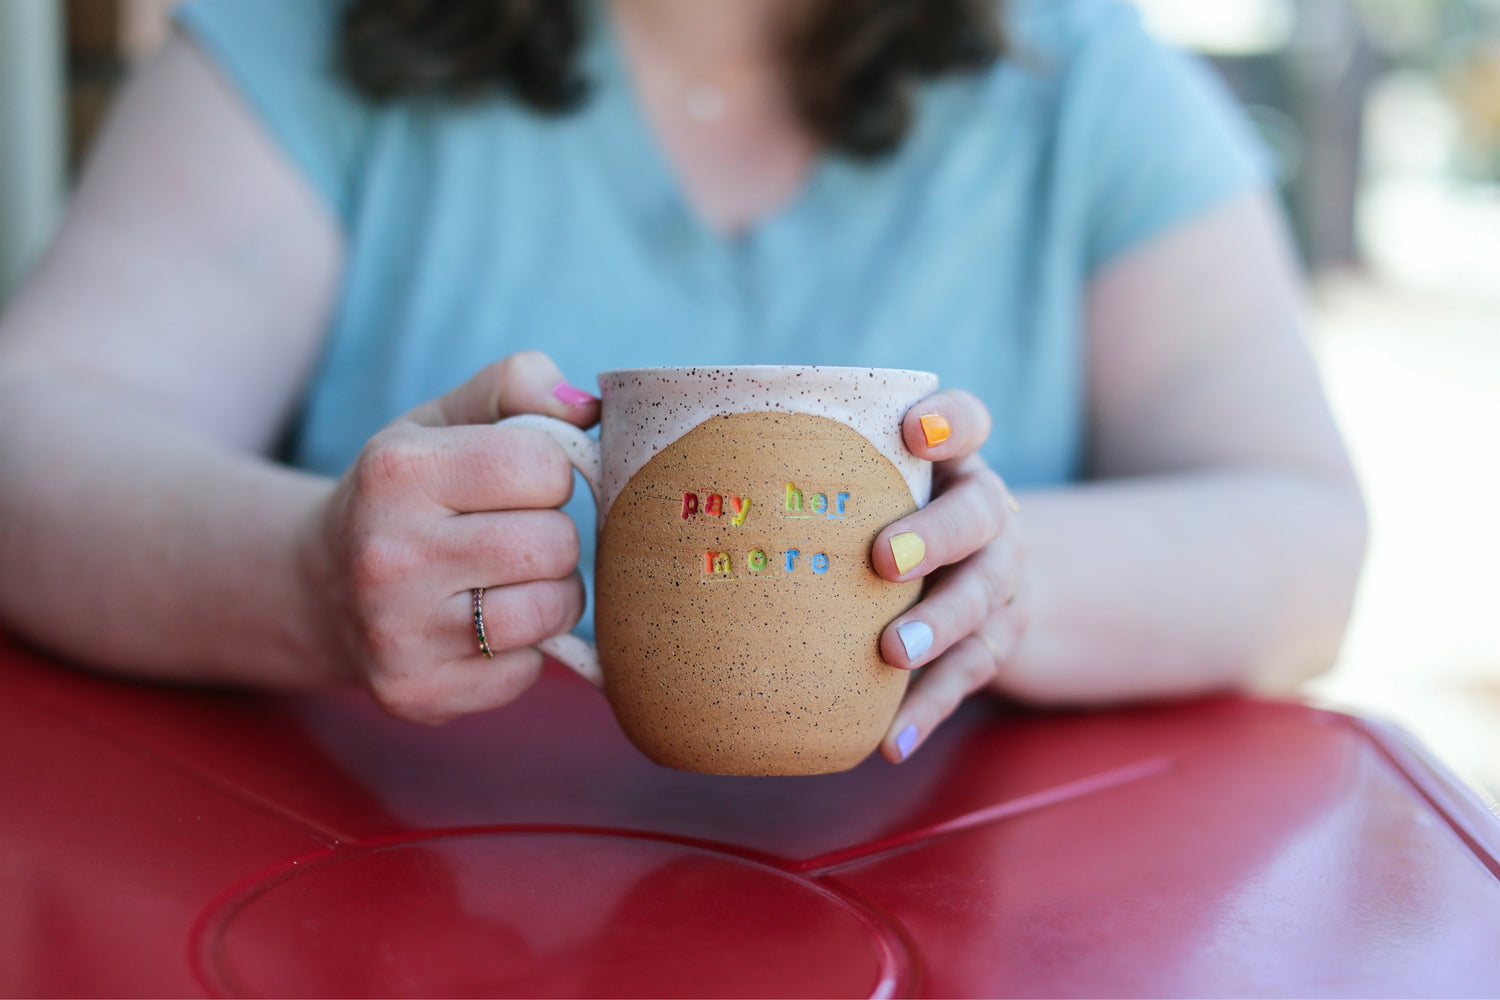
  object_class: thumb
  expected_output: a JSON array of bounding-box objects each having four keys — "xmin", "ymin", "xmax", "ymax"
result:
[{"xmin": 405, "ymin": 351, "xmax": 600, "ymax": 429}]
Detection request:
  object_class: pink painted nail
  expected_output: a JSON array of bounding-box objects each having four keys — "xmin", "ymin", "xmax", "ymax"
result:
[{"xmin": 552, "ymin": 381, "xmax": 598, "ymax": 408}]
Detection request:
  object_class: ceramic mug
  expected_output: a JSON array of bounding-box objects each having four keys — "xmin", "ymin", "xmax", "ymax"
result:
[{"xmin": 501, "ymin": 365, "xmax": 937, "ymax": 776}]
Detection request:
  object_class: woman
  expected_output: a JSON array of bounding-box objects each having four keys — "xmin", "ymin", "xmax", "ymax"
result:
[{"xmin": 0, "ymin": 0, "xmax": 1365, "ymax": 762}]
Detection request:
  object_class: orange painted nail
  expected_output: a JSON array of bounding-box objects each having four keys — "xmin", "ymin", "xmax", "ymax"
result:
[{"xmin": 919, "ymin": 413, "xmax": 951, "ymax": 448}]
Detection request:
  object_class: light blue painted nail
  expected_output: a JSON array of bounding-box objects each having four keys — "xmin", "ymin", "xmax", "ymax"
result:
[
  {"xmin": 896, "ymin": 724, "xmax": 919, "ymax": 760},
  {"xmin": 896, "ymin": 620, "xmax": 934, "ymax": 662}
]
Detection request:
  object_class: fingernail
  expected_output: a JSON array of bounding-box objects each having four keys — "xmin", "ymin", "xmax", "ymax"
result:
[
  {"xmin": 889, "ymin": 531, "xmax": 925, "ymax": 575},
  {"xmin": 896, "ymin": 620, "xmax": 934, "ymax": 662},
  {"xmin": 896, "ymin": 724, "xmax": 919, "ymax": 760},
  {"xmin": 552, "ymin": 381, "xmax": 598, "ymax": 408},
  {"xmin": 918, "ymin": 413, "xmax": 951, "ymax": 448}
]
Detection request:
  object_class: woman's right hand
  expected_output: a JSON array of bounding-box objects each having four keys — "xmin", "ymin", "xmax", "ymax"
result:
[{"xmin": 300, "ymin": 351, "xmax": 600, "ymax": 724}]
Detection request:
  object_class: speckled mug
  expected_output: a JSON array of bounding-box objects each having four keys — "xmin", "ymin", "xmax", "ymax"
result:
[{"xmin": 502, "ymin": 366, "xmax": 937, "ymax": 776}]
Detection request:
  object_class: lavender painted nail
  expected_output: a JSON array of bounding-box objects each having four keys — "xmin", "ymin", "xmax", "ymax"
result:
[
  {"xmin": 896, "ymin": 724, "xmax": 919, "ymax": 760},
  {"xmin": 552, "ymin": 381, "xmax": 598, "ymax": 408},
  {"xmin": 896, "ymin": 621, "xmax": 933, "ymax": 663}
]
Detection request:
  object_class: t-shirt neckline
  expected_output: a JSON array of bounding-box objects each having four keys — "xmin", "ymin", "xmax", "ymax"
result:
[{"xmin": 580, "ymin": 0, "xmax": 858, "ymax": 256}]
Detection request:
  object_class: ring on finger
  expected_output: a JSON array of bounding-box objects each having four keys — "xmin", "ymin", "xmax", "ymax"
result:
[
  {"xmin": 472, "ymin": 587, "xmax": 494, "ymax": 659},
  {"xmin": 973, "ymin": 628, "xmax": 1006, "ymax": 666}
]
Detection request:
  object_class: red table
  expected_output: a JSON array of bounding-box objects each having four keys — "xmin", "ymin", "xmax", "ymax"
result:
[{"xmin": 3, "ymin": 635, "xmax": 1499, "ymax": 998}]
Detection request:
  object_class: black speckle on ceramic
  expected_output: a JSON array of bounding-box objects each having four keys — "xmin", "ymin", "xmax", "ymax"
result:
[{"xmin": 596, "ymin": 409, "xmax": 923, "ymax": 776}]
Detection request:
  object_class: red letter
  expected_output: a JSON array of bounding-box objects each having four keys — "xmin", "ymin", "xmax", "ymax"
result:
[{"xmin": 682, "ymin": 493, "xmax": 698, "ymax": 520}]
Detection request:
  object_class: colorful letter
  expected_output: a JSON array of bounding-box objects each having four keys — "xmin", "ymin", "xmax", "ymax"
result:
[
  {"xmin": 704, "ymin": 551, "xmax": 716, "ymax": 574},
  {"xmin": 785, "ymin": 483, "xmax": 803, "ymax": 512},
  {"xmin": 810, "ymin": 493, "xmax": 827, "ymax": 514},
  {"xmin": 730, "ymin": 497, "xmax": 751, "ymax": 526},
  {"xmin": 682, "ymin": 493, "xmax": 699, "ymax": 520},
  {"xmin": 811, "ymin": 553, "xmax": 829, "ymax": 574},
  {"xmin": 834, "ymin": 492, "xmax": 849, "ymax": 517},
  {"xmin": 784, "ymin": 548, "xmax": 800, "ymax": 572},
  {"xmin": 713, "ymin": 553, "xmax": 732, "ymax": 575},
  {"xmin": 747, "ymin": 549, "xmax": 767, "ymax": 572},
  {"xmin": 706, "ymin": 494, "xmax": 723, "ymax": 517}
]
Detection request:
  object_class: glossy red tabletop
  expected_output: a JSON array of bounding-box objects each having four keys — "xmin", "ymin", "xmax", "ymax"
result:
[{"xmin": 3, "ymin": 635, "xmax": 1499, "ymax": 998}]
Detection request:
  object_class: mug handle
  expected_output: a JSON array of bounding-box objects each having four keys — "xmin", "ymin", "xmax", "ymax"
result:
[{"xmin": 495, "ymin": 413, "xmax": 605, "ymax": 688}]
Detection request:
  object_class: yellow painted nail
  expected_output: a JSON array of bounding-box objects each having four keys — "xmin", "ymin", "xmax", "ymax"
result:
[
  {"xmin": 918, "ymin": 413, "xmax": 951, "ymax": 448},
  {"xmin": 889, "ymin": 531, "xmax": 926, "ymax": 575}
]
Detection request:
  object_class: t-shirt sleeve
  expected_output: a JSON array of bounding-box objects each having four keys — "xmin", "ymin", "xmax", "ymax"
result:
[
  {"xmin": 173, "ymin": 0, "xmax": 369, "ymax": 221},
  {"xmin": 1053, "ymin": 3, "xmax": 1274, "ymax": 272}
]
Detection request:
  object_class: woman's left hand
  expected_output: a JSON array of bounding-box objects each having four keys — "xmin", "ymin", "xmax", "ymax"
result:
[{"xmin": 873, "ymin": 391, "xmax": 1027, "ymax": 762}]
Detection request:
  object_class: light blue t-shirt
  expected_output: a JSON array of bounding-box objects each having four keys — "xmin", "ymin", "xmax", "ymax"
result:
[{"xmin": 176, "ymin": 0, "xmax": 1267, "ymax": 618}]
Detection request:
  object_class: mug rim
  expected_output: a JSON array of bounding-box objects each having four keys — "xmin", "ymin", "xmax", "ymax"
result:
[{"xmin": 598, "ymin": 364, "xmax": 939, "ymax": 382}]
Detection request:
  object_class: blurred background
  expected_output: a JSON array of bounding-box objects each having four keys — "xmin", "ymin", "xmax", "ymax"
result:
[
  {"xmin": 1132, "ymin": 0, "xmax": 1500, "ymax": 804},
  {"xmin": 2, "ymin": 0, "xmax": 1498, "ymax": 797}
]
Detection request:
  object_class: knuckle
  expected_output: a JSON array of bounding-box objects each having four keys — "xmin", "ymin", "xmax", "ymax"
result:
[
  {"xmin": 969, "ymin": 396, "xmax": 994, "ymax": 443},
  {"xmin": 361, "ymin": 611, "xmax": 404, "ymax": 659},
  {"xmin": 348, "ymin": 532, "xmax": 417, "ymax": 593},
  {"xmin": 996, "ymin": 580, "xmax": 1031, "ymax": 632},
  {"xmin": 499, "ymin": 430, "xmax": 574, "ymax": 505},
  {"xmin": 486, "ymin": 582, "xmax": 571, "ymax": 649},
  {"xmin": 924, "ymin": 504, "xmax": 965, "ymax": 560},
  {"xmin": 506, "ymin": 590, "xmax": 551, "ymax": 645},
  {"xmin": 349, "ymin": 530, "xmax": 417, "ymax": 593},
  {"xmin": 962, "ymin": 638, "xmax": 1000, "ymax": 684},
  {"xmin": 506, "ymin": 348, "xmax": 550, "ymax": 373},
  {"xmin": 928, "ymin": 498, "xmax": 978, "ymax": 562},
  {"xmin": 354, "ymin": 433, "xmax": 427, "ymax": 497},
  {"xmin": 524, "ymin": 512, "xmax": 581, "ymax": 577},
  {"xmin": 536, "ymin": 443, "xmax": 576, "ymax": 502},
  {"xmin": 355, "ymin": 596, "xmax": 413, "ymax": 664},
  {"xmin": 972, "ymin": 550, "xmax": 1013, "ymax": 615},
  {"xmin": 928, "ymin": 468, "xmax": 1005, "ymax": 553},
  {"xmin": 970, "ymin": 467, "xmax": 1010, "ymax": 535},
  {"xmin": 525, "ymin": 580, "xmax": 575, "ymax": 634},
  {"xmin": 558, "ymin": 518, "xmax": 583, "ymax": 570},
  {"xmin": 495, "ymin": 350, "xmax": 552, "ymax": 400},
  {"xmin": 947, "ymin": 389, "xmax": 992, "ymax": 444}
]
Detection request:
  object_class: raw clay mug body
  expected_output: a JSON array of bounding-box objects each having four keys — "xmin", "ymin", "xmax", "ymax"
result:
[{"xmin": 504, "ymin": 366, "xmax": 937, "ymax": 776}]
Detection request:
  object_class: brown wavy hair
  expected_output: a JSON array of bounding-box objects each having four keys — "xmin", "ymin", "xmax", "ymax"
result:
[{"xmin": 337, "ymin": 0, "xmax": 1005, "ymax": 158}]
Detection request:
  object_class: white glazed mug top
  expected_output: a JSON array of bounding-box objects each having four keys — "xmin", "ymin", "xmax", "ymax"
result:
[{"xmin": 594, "ymin": 365, "xmax": 939, "ymax": 523}]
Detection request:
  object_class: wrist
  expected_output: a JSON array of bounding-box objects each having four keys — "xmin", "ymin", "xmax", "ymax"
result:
[{"xmin": 282, "ymin": 472, "xmax": 355, "ymax": 688}]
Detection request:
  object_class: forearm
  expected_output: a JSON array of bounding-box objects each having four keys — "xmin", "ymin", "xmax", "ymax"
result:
[
  {"xmin": 0, "ymin": 372, "xmax": 340, "ymax": 688},
  {"xmin": 1000, "ymin": 467, "xmax": 1367, "ymax": 704}
]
